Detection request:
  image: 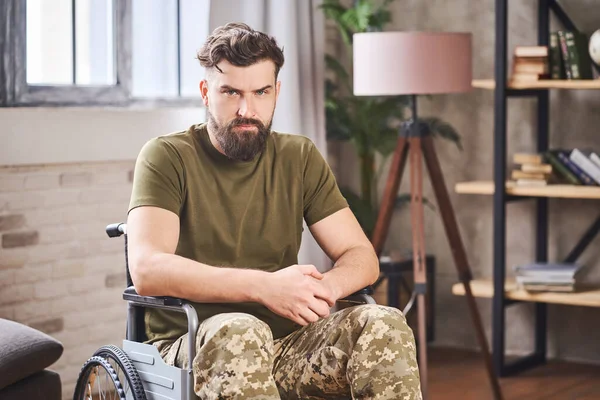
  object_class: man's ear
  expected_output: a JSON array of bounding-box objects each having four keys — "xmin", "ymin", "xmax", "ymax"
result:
[
  {"xmin": 275, "ymin": 80, "xmax": 281, "ymax": 101},
  {"xmin": 199, "ymin": 79, "xmax": 209, "ymax": 107}
]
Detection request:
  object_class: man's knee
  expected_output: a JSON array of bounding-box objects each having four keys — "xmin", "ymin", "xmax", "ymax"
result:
[
  {"xmin": 198, "ymin": 313, "xmax": 274, "ymax": 355},
  {"xmin": 344, "ymin": 304, "xmax": 416, "ymax": 351},
  {"xmin": 346, "ymin": 304, "xmax": 411, "ymax": 330}
]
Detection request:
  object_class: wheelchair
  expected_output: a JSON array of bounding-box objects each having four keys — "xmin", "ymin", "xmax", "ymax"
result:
[{"xmin": 72, "ymin": 223, "xmax": 376, "ymax": 400}]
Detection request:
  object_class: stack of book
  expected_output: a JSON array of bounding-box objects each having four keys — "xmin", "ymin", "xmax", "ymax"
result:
[
  {"xmin": 514, "ymin": 262, "xmax": 583, "ymax": 292},
  {"xmin": 512, "ymin": 153, "xmax": 552, "ymax": 186},
  {"xmin": 510, "ymin": 46, "xmax": 549, "ymax": 84},
  {"xmin": 545, "ymin": 148, "xmax": 600, "ymax": 186},
  {"xmin": 513, "ymin": 31, "xmax": 595, "ymax": 82}
]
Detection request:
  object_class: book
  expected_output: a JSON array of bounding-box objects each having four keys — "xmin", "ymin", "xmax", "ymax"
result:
[
  {"xmin": 515, "ymin": 178, "xmax": 548, "ymax": 186},
  {"xmin": 557, "ymin": 31, "xmax": 573, "ymax": 79},
  {"xmin": 514, "ymin": 153, "xmax": 542, "ymax": 165},
  {"xmin": 514, "ymin": 46, "xmax": 548, "ymax": 58},
  {"xmin": 549, "ymin": 32, "xmax": 566, "ymax": 79},
  {"xmin": 519, "ymin": 283, "xmax": 575, "ymax": 293},
  {"xmin": 564, "ymin": 31, "xmax": 594, "ymax": 80},
  {"xmin": 511, "ymin": 170, "xmax": 547, "ymax": 181},
  {"xmin": 516, "ymin": 275, "xmax": 575, "ymax": 285},
  {"xmin": 514, "ymin": 262, "xmax": 583, "ymax": 280},
  {"xmin": 521, "ymin": 163, "xmax": 552, "ymax": 174},
  {"xmin": 543, "ymin": 151, "xmax": 581, "ymax": 185},
  {"xmin": 570, "ymin": 149, "xmax": 600, "ymax": 185},
  {"xmin": 555, "ymin": 150, "xmax": 597, "ymax": 186}
]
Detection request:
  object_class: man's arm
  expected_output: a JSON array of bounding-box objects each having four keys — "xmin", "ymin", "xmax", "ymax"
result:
[
  {"xmin": 308, "ymin": 207, "xmax": 380, "ymax": 301},
  {"xmin": 127, "ymin": 206, "xmax": 335, "ymax": 326},
  {"xmin": 127, "ymin": 206, "xmax": 267, "ymax": 302}
]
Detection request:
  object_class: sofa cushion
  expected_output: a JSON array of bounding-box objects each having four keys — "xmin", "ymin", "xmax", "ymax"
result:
[
  {"xmin": 0, "ymin": 370, "xmax": 62, "ymax": 400},
  {"xmin": 0, "ymin": 319, "xmax": 63, "ymax": 390}
]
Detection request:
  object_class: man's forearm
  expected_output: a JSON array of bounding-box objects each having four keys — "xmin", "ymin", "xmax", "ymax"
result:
[
  {"xmin": 133, "ymin": 252, "xmax": 267, "ymax": 303},
  {"xmin": 322, "ymin": 244, "xmax": 379, "ymax": 300}
]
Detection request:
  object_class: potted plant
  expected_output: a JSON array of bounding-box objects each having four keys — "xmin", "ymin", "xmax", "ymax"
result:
[{"xmin": 321, "ymin": 0, "xmax": 462, "ymax": 238}]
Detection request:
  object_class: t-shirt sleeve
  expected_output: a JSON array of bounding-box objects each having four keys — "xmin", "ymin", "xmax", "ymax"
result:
[
  {"xmin": 303, "ymin": 141, "xmax": 348, "ymax": 226},
  {"xmin": 128, "ymin": 138, "xmax": 185, "ymax": 216}
]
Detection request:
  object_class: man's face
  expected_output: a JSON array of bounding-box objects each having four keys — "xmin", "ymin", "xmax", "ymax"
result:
[{"xmin": 200, "ymin": 60, "xmax": 280, "ymax": 161}]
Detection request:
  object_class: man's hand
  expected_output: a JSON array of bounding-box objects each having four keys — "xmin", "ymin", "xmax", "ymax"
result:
[{"xmin": 258, "ymin": 264, "xmax": 337, "ymax": 326}]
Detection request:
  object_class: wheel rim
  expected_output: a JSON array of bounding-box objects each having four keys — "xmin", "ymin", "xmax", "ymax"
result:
[{"xmin": 81, "ymin": 364, "xmax": 125, "ymax": 400}]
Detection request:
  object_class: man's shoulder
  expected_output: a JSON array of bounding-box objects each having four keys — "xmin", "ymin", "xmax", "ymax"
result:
[
  {"xmin": 140, "ymin": 124, "xmax": 198, "ymax": 159},
  {"xmin": 270, "ymin": 131, "xmax": 316, "ymax": 156},
  {"xmin": 153, "ymin": 124, "xmax": 198, "ymax": 148}
]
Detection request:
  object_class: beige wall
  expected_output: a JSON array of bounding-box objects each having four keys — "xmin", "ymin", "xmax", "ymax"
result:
[
  {"xmin": 329, "ymin": 0, "xmax": 600, "ymax": 364},
  {"xmin": 0, "ymin": 107, "xmax": 204, "ymax": 398},
  {"xmin": 0, "ymin": 108, "xmax": 203, "ymax": 165}
]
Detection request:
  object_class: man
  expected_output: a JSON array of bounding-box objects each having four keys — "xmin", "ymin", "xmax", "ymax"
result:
[{"xmin": 127, "ymin": 22, "xmax": 421, "ymax": 400}]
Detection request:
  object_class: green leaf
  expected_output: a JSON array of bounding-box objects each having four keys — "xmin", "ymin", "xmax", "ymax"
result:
[
  {"xmin": 325, "ymin": 54, "xmax": 352, "ymax": 92},
  {"xmin": 421, "ymin": 117, "xmax": 463, "ymax": 151},
  {"xmin": 353, "ymin": 1, "xmax": 373, "ymax": 32}
]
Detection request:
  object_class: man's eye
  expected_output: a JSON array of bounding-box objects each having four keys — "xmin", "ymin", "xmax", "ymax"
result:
[
  {"xmin": 226, "ymin": 90, "xmax": 238, "ymax": 96},
  {"xmin": 256, "ymin": 90, "xmax": 266, "ymax": 96}
]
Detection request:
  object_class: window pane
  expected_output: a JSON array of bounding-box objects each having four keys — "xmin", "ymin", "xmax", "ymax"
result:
[
  {"xmin": 179, "ymin": 0, "xmax": 210, "ymax": 98},
  {"xmin": 132, "ymin": 0, "xmax": 178, "ymax": 98},
  {"xmin": 75, "ymin": 0, "xmax": 115, "ymax": 85},
  {"xmin": 26, "ymin": 0, "xmax": 73, "ymax": 85}
]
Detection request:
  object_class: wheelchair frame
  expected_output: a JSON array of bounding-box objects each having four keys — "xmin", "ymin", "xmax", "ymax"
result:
[{"xmin": 103, "ymin": 222, "xmax": 375, "ymax": 400}]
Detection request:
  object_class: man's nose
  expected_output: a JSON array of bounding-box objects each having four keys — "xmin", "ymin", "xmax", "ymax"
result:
[{"xmin": 237, "ymin": 97, "xmax": 256, "ymax": 118}]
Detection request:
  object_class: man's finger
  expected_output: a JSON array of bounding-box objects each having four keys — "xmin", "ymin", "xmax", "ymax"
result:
[
  {"xmin": 298, "ymin": 308, "xmax": 320, "ymax": 324},
  {"xmin": 297, "ymin": 264, "xmax": 323, "ymax": 280},
  {"xmin": 309, "ymin": 299, "xmax": 331, "ymax": 319},
  {"xmin": 311, "ymin": 281, "xmax": 336, "ymax": 307}
]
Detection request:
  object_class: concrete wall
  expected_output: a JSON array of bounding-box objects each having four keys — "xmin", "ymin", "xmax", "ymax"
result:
[{"xmin": 328, "ymin": 0, "xmax": 600, "ymax": 364}]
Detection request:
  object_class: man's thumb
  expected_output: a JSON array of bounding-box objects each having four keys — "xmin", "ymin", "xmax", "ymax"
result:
[{"xmin": 298, "ymin": 264, "xmax": 323, "ymax": 280}]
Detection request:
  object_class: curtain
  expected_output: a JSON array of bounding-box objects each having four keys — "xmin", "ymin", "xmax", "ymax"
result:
[{"xmin": 208, "ymin": 0, "xmax": 331, "ymax": 270}]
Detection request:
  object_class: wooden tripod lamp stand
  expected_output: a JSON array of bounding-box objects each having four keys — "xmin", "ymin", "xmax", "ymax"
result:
[{"xmin": 353, "ymin": 32, "xmax": 503, "ymax": 400}]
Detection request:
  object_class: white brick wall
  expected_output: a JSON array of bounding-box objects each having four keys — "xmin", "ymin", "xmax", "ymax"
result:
[{"xmin": 0, "ymin": 162, "xmax": 133, "ymax": 399}]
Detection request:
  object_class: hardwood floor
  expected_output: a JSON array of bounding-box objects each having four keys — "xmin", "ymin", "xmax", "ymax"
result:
[{"xmin": 427, "ymin": 347, "xmax": 600, "ymax": 400}]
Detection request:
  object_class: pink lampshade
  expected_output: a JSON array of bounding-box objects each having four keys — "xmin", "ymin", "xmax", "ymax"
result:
[{"xmin": 353, "ymin": 32, "xmax": 473, "ymax": 96}]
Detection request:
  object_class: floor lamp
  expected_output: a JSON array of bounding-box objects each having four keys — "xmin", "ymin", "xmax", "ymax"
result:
[{"xmin": 353, "ymin": 32, "xmax": 503, "ymax": 400}]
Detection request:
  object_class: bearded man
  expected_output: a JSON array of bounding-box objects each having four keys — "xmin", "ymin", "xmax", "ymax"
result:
[{"xmin": 126, "ymin": 22, "xmax": 421, "ymax": 400}]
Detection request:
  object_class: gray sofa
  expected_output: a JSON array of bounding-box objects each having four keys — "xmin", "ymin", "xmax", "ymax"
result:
[{"xmin": 0, "ymin": 318, "xmax": 63, "ymax": 400}]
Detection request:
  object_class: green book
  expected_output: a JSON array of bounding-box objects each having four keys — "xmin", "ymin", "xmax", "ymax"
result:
[
  {"xmin": 557, "ymin": 31, "xmax": 572, "ymax": 79},
  {"xmin": 544, "ymin": 151, "xmax": 581, "ymax": 185},
  {"xmin": 564, "ymin": 31, "xmax": 594, "ymax": 79},
  {"xmin": 549, "ymin": 32, "xmax": 566, "ymax": 79}
]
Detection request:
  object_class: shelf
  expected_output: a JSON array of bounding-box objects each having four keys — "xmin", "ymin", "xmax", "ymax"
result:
[
  {"xmin": 473, "ymin": 79, "xmax": 600, "ymax": 90},
  {"xmin": 455, "ymin": 180, "xmax": 600, "ymax": 199},
  {"xmin": 452, "ymin": 279, "xmax": 600, "ymax": 307}
]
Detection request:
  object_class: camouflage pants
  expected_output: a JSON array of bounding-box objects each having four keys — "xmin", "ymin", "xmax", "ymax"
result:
[{"xmin": 156, "ymin": 304, "xmax": 422, "ymax": 400}]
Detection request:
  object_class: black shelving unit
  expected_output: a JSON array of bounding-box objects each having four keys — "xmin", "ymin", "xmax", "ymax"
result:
[{"xmin": 492, "ymin": 0, "xmax": 600, "ymax": 377}]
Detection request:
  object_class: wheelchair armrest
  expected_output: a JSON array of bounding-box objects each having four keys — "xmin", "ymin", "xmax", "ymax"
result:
[
  {"xmin": 338, "ymin": 286, "xmax": 376, "ymax": 305},
  {"xmin": 123, "ymin": 286, "xmax": 199, "ymax": 372},
  {"xmin": 123, "ymin": 286, "xmax": 185, "ymax": 307}
]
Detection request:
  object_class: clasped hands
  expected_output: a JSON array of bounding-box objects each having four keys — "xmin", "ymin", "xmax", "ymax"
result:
[{"xmin": 259, "ymin": 264, "xmax": 338, "ymax": 326}]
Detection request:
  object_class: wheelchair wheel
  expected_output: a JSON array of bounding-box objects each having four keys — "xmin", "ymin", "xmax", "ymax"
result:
[
  {"xmin": 73, "ymin": 356, "xmax": 127, "ymax": 400},
  {"xmin": 92, "ymin": 345, "xmax": 147, "ymax": 400}
]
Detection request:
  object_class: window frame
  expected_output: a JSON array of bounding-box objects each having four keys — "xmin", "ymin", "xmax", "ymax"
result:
[{"xmin": 0, "ymin": 0, "xmax": 204, "ymax": 108}]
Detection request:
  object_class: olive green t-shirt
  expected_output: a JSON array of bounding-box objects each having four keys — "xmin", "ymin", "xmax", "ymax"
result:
[{"xmin": 128, "ymin": 123, "xmax": 348, "ymax": 342}]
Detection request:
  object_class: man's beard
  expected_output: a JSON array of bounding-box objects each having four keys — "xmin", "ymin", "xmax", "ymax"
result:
[{"xmin": 207, "ymin": 112, "xmax": 272, "ymax": 162}]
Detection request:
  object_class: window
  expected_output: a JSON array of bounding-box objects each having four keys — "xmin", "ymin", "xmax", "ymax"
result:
[
  {"xmin": 131, "ymin": 0, "xmax": 209, "ymax": 100},
  {"xmin": 0, "ymin": 0, "xmax": 210, "ymax": 107}
]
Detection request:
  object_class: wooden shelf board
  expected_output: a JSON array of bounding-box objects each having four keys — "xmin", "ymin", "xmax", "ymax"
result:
[
  {"xmin": 455, "ymin": 180, "xmax": 600, "ymax": 199},
  {"xmin": 453, "ymin": 279, "xmax": 600, "ymax": 307},
  {"xmin": 473, "ymin": 78, "xmax": 600, "ymax": 90}
]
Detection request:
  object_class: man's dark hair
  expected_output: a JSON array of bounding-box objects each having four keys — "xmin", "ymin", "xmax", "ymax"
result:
[{"xmin": 197, "ymin": 22, "xmax": 285, "ymax": 79}]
